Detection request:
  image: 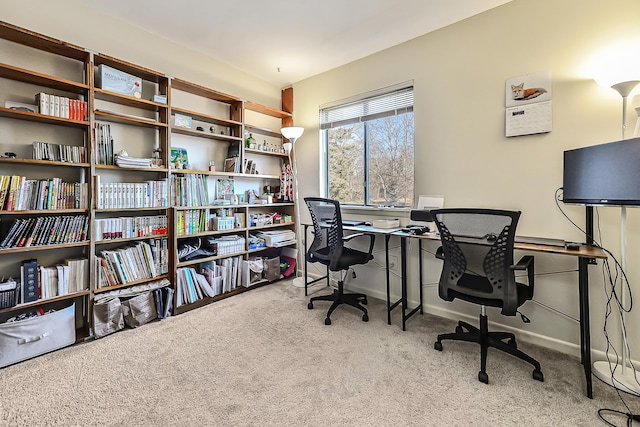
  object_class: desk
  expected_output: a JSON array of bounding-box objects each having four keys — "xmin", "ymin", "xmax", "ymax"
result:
[{"xmin": 392, "ymin": 230, "xmax": 606, "ymax": 399}]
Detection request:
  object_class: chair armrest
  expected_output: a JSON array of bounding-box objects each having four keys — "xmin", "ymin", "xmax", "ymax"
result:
[
  {"xmin": 511, "ymin": 255, "xmax": 534, "ymax": 271},
  {"xmin": 343, "ymin": 232, "xmax": 375, "ymax": 256},
  {"xmin": 511, "ymin": 255, "xmax": 535, "ymax": 297}
]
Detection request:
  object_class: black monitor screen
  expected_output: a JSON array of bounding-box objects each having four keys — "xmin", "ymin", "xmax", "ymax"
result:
[{"xmin": 563, "ymin": 137, "xmax": 640, "ymax": 206}]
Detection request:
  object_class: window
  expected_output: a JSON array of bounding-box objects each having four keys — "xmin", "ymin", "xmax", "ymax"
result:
[{"xmin": 320, "ymin": 84, "xmax": 414, "ymax": 207}]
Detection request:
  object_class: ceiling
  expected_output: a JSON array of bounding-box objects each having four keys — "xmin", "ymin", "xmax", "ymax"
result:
[{"xmin": 77, "ymin": 0, "xmax": 511, "ymax": 87}]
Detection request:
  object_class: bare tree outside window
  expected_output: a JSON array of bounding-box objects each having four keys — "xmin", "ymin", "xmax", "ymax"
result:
[
  {"xmin": 324, "ymin": 99, "xmax": 414, "ymax": 207},
  {"xmin": 368, "ymin": 113, "xmax": 414, "ymax": 207}
]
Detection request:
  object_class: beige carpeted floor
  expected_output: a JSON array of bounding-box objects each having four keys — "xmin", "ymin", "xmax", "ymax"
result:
[{"xmin": 1, "ymin": 280, "xmax": 639, "ymax": 426}]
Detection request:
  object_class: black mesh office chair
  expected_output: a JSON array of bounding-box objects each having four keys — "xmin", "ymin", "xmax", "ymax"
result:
[
  {"xmin": 431, "ymin": 208, "xmax": 543, "ymax": 384},
  {"xmin": 304, "ymin": 197, "xmax": 375, "ymax": 325}
]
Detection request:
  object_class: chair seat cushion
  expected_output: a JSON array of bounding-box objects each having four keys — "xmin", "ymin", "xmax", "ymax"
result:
[
  {"xmin": 307, "ymin": 247, "xmax": 373, "ymax": 271},
  {"xmin": 447, "ymin": 273, "xmax": 530, "ymax": 310},
  {"xmin": 332, "ymin": 248, "xmax": 373, "ymax": 271}
]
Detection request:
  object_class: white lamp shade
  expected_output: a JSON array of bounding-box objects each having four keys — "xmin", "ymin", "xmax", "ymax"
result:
[
  {"xmin": 281, "ymin": 126, "xmax": 304, "ymax": 140},
  {"xmin": 591, "ymin": 44, "xmax": 640, "ymax": 93}
]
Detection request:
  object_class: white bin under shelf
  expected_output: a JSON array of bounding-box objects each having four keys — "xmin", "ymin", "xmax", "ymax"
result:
[{"xmin": 0, "ymin": 303, "xmax": 76, "ymax": 368}]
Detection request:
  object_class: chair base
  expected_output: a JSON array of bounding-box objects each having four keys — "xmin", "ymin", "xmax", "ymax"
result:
[
  {"xmin": 434, "ymin": 314, "xmax": 544, "ymax": 384},
  {"xmin": 308, "ymin": 280, "xmax": 368, "ymax": 325}
]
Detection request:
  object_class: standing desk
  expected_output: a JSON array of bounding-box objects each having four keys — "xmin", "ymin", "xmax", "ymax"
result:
[{"xmin": 391, "ymin": 230, "xmax": 607, "ymax": 399}]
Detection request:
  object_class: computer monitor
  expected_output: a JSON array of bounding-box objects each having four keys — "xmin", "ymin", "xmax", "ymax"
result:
[{"xmin": 563, "ymin": 137, "xmax": 640, "ymax": 206}]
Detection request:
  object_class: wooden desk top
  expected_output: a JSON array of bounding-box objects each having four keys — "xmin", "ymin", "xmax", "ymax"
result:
[{"xmin": 390, "ymin": 230, "xmax": 607, "ymax": 259}]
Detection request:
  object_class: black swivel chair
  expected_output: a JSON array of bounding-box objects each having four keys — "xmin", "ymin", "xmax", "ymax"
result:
[
  {"xmin": 304, "ymin": 197, "xmax": 375, "ymax": 325},
  {"xmin": 430, "ymin": 208, "xmax": 543, "ymax": 384}
]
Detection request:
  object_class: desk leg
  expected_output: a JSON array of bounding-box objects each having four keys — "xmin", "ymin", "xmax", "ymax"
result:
[
  {"xmin": 418, "ymin": 239, "xmax": 424, "ymax": 314},
  {"xmin": 304, "ymin": 224, "xmax": 309, "ymax": 297},
  {"xmin": 401, "ymin": 236, "xmax": 408, "ymax": 331},
  {"xmin": 386, "ymin": 234, "xmax": 391, "ymax": 325},
  {"xmin": 578, "ymin": 256, "xmax": 593, "ymax": 399}
]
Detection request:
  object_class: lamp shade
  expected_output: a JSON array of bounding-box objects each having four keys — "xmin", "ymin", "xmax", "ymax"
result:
[
  {"xmin": 281, "ymin": 126, "xmax": 304, "ymax": 140},
  {"xmin": 591, "ymin": 45, "xmax": 640, "ymax": 96}
]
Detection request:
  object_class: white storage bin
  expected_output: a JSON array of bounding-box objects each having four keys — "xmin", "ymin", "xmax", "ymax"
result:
[{"xmin": 0, "ymin": 303, "xmax": 76, "ymax": 368}]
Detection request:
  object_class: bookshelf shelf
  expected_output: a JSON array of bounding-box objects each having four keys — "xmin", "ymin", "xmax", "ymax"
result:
[
  {"xmin": 0, "ymin": 158, "xmax": 90, "ymax": 168},
  {"xmin": 244, "ymin": 124, "xmax": 283, "ymax": 139},
  {"xmin": 94, "ymin": 164, "xmax": 169, "ymax": 173},
  {"xmin": 171, "ymin": 106, "xmax": 242, "ymax": 128},
  {"xmin": 0, "ymin": 107, "xmax": 89, "ymax": 127},
  {"xmin": 176, "ymin": 228, "xmax": 248, "ymax": 239},
  {"xmin": 245, "ymin": 147, "xmax": 288, "ymax": 158},
  {"xmin": 94, "ymin": 88, "xmax": 167, "ymax": 111},
  {"xmin": 0, "ymin": 241, "xmax": 90, "ymax": 254},
  {"xmin": 93, "ymin": 274, "xmax": 170, "ymax": 294},
  {"xmin": 244, "ymin": 101, "xmax": 292, "ymax": 119},
  {"xmin": 0, "ymin": 209, "xmax": 89, "ymax": 215},
  {"xmin": 248, "ymin": 221, "xmax": 295, "ymax": 231},
  {"xmin": 0, "ymin": 62, "xmax": 89, "ymax": 93},
  {"xmin": 95, "ymin": 233, "xmax": 168, "ymax": 245},
  {"xmin": 170, "ymin": 126, "xmax": 242, "ymax": 143},
  {"xmin": 176, "ymin": 251, "xmax": 246, "ymax": 268},
  {"xmin": 0, "ymin": 290, "xmax": 91, "ymax": 314},
  {"xmin": 94, "ymin": 110, "xmax": 166, "ymax": 128}
]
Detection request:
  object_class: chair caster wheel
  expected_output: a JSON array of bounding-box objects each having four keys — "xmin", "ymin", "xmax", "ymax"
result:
[
  {"xmin": 434, "ymin": 341, "xmax": 443, "ymax": 351},
  {"xmin": 533, "ymin": 369, "xmax": 544, "ymax": 382},
  {"xmin": 362, "ymin": 314, "xmax": 369, "ymax": 322},
  {"xmin": 507, "ymin": 338, "xmax": 517, "ymax": 349},
  {"xmin": 307, "ymin": 302, "xmax": 313, "ymax": 310},
  {"xmin": 362, "ymin": 298, "xmax": 368, "ymax": 305},
  {"xmin": 325, "ymin": 317, "xmax": 331, "ymax": 325},
  {"xmin": 455, "ymin": 325, "xmax": 463, "ymax": 334},
  {"xmin": 478, "ymin": 371, "xmax": 489, "ymax": 384}
]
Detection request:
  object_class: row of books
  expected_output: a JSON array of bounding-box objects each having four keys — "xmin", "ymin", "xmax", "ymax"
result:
[
  {"xmin": 176, "ymin": 255, "xmax": 243, "ymax": 306},
  {"xmin": 94, "ymin": 215, "xmax": 168, "ymax": 241},
  {"xmin": 20, "ymin": 258, "xmax": 89, "ymax": 303},
  {"xmin": 93, "ymin": 122, "xmax": 115, "ymax": 165},
  {"xmin": 171, "ymin": 174, "xmax": 209, "ymax": 207},
  {"xmin": 0, "ymin": 175, "xmax": 88, "ymax": 211},
  {"xmin": 175, "ymin": 209, "xmax": 241, "ymax": 236},
  {"xmin": 32, "ymin": 141, "xmax": 87, "ymax": 163},
  {"xmin": 35, "ymin": 92, "xmax": 87, "ymax": 121},
  {"xmin": 95, "ymin": 176, "xmax": 168, "ymax": 209},
  {"xmin": 0, "ymin": 215, "xmax": 89, "ymax": 249},
  {"xmin": 96, "ymin": 238, "xmax": 168, "ymax": 289}
]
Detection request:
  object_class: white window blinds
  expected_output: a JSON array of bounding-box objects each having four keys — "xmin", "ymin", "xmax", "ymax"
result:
[{"xmin": 319, "ymin": 85, "xmax": 414, "ymax": 130}]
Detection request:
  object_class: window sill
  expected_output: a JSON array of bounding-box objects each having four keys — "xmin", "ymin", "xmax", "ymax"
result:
[{"xmin": 341, "ymin": 205, "xmax": 411, "ymax": 216}]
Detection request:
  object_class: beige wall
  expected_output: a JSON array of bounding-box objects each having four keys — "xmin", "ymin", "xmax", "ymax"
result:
[{"xmin": 293, "ymin": 0, "xmax": 640, "ymax": 359}]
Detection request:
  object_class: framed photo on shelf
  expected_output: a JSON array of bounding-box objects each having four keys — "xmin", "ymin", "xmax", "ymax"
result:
[
  {"xmin": 170, "ymin": 147, "xmax": 189, "ymax": 168},
  {"xmin": 174, "ymin": 114, "xmax": 192, "ymax": 129},
  {"xmin": 216, "ymin": 178, "xmax": 235, "ymax": 199},
  {"xmin": 224, "ymin": 157, "xmax": 238, "ymax": 173}
]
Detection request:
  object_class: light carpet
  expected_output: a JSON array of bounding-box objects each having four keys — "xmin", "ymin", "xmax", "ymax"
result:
[{"xmin": 1, "ymin": 280, "xmax": 638, "ymax": 426}]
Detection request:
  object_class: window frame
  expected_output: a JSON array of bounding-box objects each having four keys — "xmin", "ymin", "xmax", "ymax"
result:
[{"xmin": 320, "ymin": 83, "xmax": 415, "ymax": 208}]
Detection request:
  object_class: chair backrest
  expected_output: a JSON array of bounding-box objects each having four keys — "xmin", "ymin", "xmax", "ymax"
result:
[
  {"xmin": 304, "ymin": 197, "xmax": 344, "ymax": 271},
  {"xmin": 431, "ymin": 208, "xmax": 521, "ymax": 315}
]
